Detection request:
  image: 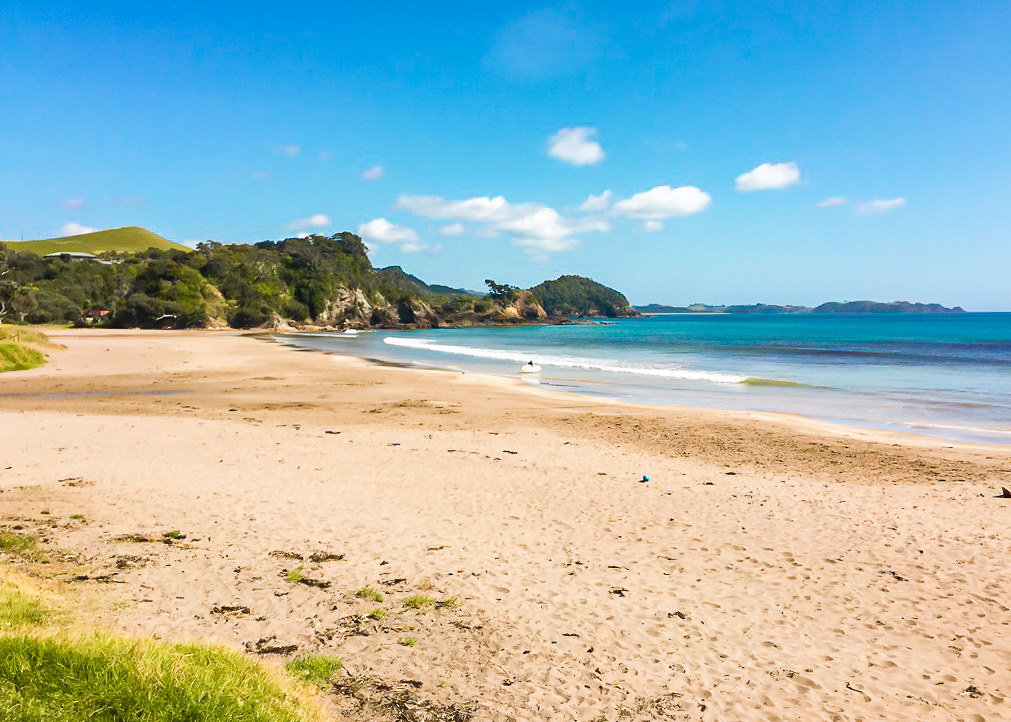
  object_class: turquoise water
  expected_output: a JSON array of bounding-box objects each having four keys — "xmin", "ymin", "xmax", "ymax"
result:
[{"xmin": 278, "ymin": 313, "xmax": 1011, "ymax": 445}]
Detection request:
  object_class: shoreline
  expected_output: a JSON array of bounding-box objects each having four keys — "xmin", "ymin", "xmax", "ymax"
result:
[
  {"xmin": 3, "ymin": 329, "xmax": 1011, "ymax": 720},
  {"xmin": 276, "ymin": 329, "xmax": 1011, "ymax": 452}
]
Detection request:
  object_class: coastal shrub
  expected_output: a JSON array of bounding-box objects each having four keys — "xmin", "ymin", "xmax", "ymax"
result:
[
  {"xmin": 230, "ymin": 301, "xmax": 275, "ymax": 329},
  {"xmin": 529, "ymin": 275, "xmax": 633, "ymax": 317}
]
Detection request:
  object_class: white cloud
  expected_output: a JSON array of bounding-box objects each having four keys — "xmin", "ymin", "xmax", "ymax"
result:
[
  {"xmin": 613, "ymin": 185, "xmax": 712, "ymax": 220},
  {"xmin": 578, "ymin": 190, "xmax": 612, "ymax": 212},
  {"xmin": 361, "ymin": 165, "xmax": 384, "ymax": 180},
  {"xmin": 395, "ymin": 194, "xmax": 521, "ymax": 222},
  {"xmin": 395, "ymin": 192, "xmax": 608, "ymax": 256},
  {"xmin": 282, "ymin": 145, "xmax": 301, "ymax": 157},
  {"xmin": 318, "ymin": 150, "xmax": 333, "ymax": 160},
  {"xmin": 60, "ymin": 198, "xmax": 87, "ymax": 210},
  {"xmin": 440, "ymin": 223, "xmax": 465, "ymax": 237},
  {"xmin": 287, "ymin": 213, "xmax": 331, "ymax": 231},
  {"xmin": 358, "ymin": 218, "xmax": 420, "ymax": 243},
  {"xmin": 857, "ymin": 198, "xmax": 906, "ymax": 214},
  {"xmin": 817, "ymin": 196, "xmax": 846, "ymax": 207},
  {"xmin": 643, "ymin": 220, "xmax": 664, "ymax": 232},
  {"xmin": 512, "ymin": 236, "xmax": 580, "ymax": 255},
  {"xmin": 59, "ymin": 222, "xmax": 96, "ymax": 236},
  {"xmin": 401, "ymin": 241, "xmax": 442, "ymax": 254},
  {"xmin": 735, "ymin": 162, "xmax": 801, "ymax": 191},
  {"xmin": 548, "ymin": 127, "xmax": 605, "ymax": 166},
  {"xmin": 498, "ymin": 207, "xmax": 608, "ymax": 244}
]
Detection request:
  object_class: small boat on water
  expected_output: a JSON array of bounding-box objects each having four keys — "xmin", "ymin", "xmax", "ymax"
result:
[{"xmin": 520, "ymin": 361, "xmax": 541, "ymax": 374}]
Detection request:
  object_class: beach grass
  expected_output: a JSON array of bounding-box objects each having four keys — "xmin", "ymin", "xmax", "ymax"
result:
[
  {"xmin": 0, "ymin": 570, "xmax": 329, "ymax": 721},
  {"xmin": 0, "ymin": 588, "xmax": 327, "ymax": 721},
  {"xmin": 355, "ymin": 587, "xmax": 383, "ymax": 602},
  {"xmin": 0, "ymin": 342, "xmax": 45, "ymax": 373},
  {"xmin": 0, "ymin": 326, "xmax": 59, "ymax": 373},
  {"xmin": 0, "ymin": 327, "xmax": 53, "ymax": 346},
  {"xmin": 284, "ymin": 654, "xmax": 343, "ymax": 689},
  {"xmin": 0, "ymin": 633, "xmax": 325, "ymax": 722},
  {"xmin": 0, "ymin": 587, "xmax": 54, "ymax": 631},
  {"xmin": 403, "ymin": 594, "xmax": 434, "ymax": 610},
  {"xmin": 0, "ymin": 531, "xmax": 43, "ymax": 562}
]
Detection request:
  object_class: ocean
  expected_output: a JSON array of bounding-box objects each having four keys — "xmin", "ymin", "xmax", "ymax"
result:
[{"xmin": 278, "ymin": 313, "xmax": 1011, "ymax": 446}]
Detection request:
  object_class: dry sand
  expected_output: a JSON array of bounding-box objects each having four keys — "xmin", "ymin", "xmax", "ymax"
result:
[{"xmin": 2, "ymin": 328, "xmax": 1011, "ymax": 721}]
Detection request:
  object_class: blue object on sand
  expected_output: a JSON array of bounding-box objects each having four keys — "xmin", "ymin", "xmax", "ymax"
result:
[{"xmin": 641, "ymin": 475, "xmax": 650, "ymax": 482}]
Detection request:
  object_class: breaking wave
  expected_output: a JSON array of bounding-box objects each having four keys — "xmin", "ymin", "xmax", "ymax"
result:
[{"xmin": 383, "ymin": 336, "xmax": 749, "ymax": 385}]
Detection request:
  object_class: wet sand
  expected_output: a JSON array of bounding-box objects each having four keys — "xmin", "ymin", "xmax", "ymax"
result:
[{"xmin": 2, "ymin": 328, "xmax": 1010, "ymax": 721}]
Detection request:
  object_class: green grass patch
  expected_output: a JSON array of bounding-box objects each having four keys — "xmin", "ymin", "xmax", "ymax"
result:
[
  {"xmin": 69, "ymin": 514, "xmax": 85, "ymax": 521},
  {"xmin": 0, "ymin": 588, "xmax": 53, "ymax": 630},
  {"xmin": 284, "ymin": 654, "xmax": 342, "ymax": 689},
  {"xmin": 436, "ymin": 597, "xmax": 459, "ymax": 609},
  {"xmin": 403, "ymin": 595, "xmax": 434, "ymax": 610},
  {"xmin": 0, "ymin": 633, "xmax": 323, "ymax": 721},
  {"xmin": 401, "ymin": 637, "xmax": 417, "ymax": 647},
  {"xmin": 0, "ymin": 342, "xmax": 44, "ymax": 373},
  {"xmin": 355, "ymin": 587, "xmax": 383, "ymax": 603},
  {"xmin": 0, "ymin": 327, "xmax": 52, "ymax": 346},
  {"xmin": 367, "ymin": 608, "xmax": 385, "ymax": 621},
  {"xmin": 0, "ymin": 531, "xmax": 42, "ymax": 562},
  {"xmin": 285, "ymin": 567, "xmax": 304, "ymax": 583},
  {"xmin": 162, "ymin": 530, "xmax": 186, "ymax": 540}
]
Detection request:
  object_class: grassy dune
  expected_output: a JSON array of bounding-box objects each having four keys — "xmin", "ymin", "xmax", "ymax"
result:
[
  {"xmin": 0, "ymin": 632, "xmax": 326, "ymax": 722},
  {"xmin": 5, "ymin": 227, "xmax": 190, "ymax": 255},
  {"xmin": 0, "ymin": 574, "xmax": 331, "ymax": 722},
  {"xmin": 0, "ymin": 342, "xmax": 45, "ymax": 372},
  {"xmin": 0, "ymin": 327, "xmax": 54, "ymax": 373}
]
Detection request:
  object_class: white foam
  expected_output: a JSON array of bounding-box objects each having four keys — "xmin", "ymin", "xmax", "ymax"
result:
[
  {"xmin": 902, "ymin": 421, "xmax": 1011, "ymax": 436},
  {"xmin": 382, "ymin": 336, "xmax": 747, "ymax": 384}
]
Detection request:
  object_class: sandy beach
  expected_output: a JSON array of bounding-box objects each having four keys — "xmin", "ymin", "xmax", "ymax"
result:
[{"xmin": 2, "ymin": 328, "xmax": 1010, "ymax": 721}]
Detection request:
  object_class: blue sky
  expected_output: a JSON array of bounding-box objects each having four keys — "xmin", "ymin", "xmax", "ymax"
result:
[{"xmin": 2, "ymin": 1, "xmax": 1009, "ymax": 309}]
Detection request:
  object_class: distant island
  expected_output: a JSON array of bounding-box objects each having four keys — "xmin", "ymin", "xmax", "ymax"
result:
[
  {"xmin": 0, "ymin": 228, "xmax": 637, "ymax": 329},
  {"xmin": 636, "ymin": 301, "xmax": 966, "ymax": 314}
]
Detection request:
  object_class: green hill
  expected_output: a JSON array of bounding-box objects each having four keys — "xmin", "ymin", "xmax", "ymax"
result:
[
  {"xmin": 530, "ymin": 275, "xmax": 640, "ymax": 318},
  {"xmin": 7, "ymin": 227, "xmax": 189, "ymax": 255}
]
